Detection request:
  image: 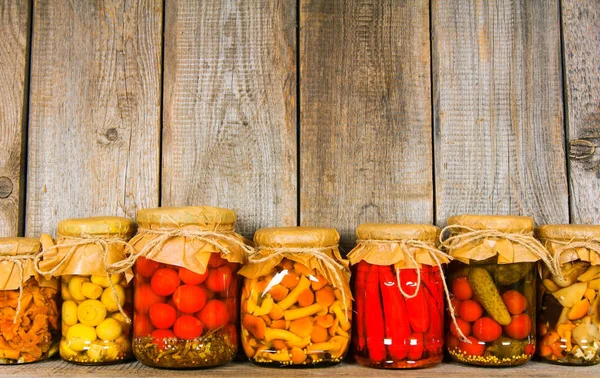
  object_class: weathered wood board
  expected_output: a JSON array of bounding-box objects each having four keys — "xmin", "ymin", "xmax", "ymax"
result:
[
  {"xmin": 432, "ymin": 0, "xmax": 569, "ymax": 226},
  {"xmin": 300, "ymin": 0, "xmax": 433, "ymax": 247},
  {"xmin": 562, "ymin": 0, "xmax": 600, "ymax": 224},
  {"xmin": 161, "ymin": 0, "xmax": 297, "ymax": 237},
  {"xmin": 0, "ymin": 0, "xmax": 30, "ymax": 236},
  {"xmin": 26, "ymin": 0, "xmax": 162, "ymax": 235}
]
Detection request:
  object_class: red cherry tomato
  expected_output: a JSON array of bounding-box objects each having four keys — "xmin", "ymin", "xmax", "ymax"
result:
[
  {"xmin": 174, "ymin": 315, "xmax": 204, "ymax": 340},
  {"xmin": 450, "ymin": 298, "xmax": 462, "ymax": 315},
  {"xmin": 524, "ymin": 343, "xmax": 535, "ymax": 356},
  {"xmin": 208, "ymin": 254, "xmax": 226, "ymax": 268},
  {"xmin": 134, "ymin": 284, "xmax": 165, "ymax": 314},
  {"xmin": 136, "ymin": 257, "xmax": 160, "ymax": 278},
  {"xmin": 459, "ymin": 300, "xmax": 483, "ymax": 322},
  {"xmin": 452, "ymin": 277, "xmax": 473, "ymax": 301},
  {"xmin": 504, "ymin": 313, "xmax": 532, "ymax": 340},
  {"xmin": 134, "ymin": 313, "xmax": 155, "ymax": 337},
  {"xmin": 502, "ymin": 290, "xmax": 528, "ymax": 315},
  {"xmin": 173, "ymin": 284, "xmax": 207, "ymax": 313},
  {"xmin": 472, "ymin": 316, "xmax": 502, "ymax": 342},
  {"xmin": 205, "ymin": 265, "xmax": 232, "ymax": 293},
  {"xmin": 151, "ymin": 267, "xmax": 180, "ymax": 296},
  {"xmin": 446, "ymin": 334, "xmax": 460, "ymax": 351},
  {"xmin": 200, "ymin": 284, "xmax": 215, "ymax": 301},
  {"xmin": 149, "ymin": 303, "xmax": 177, "ymax": 329},
  {"xmin": 178, "ymin": 266, "xmax": 208, "ymax": 285},
  {"xmin": 450, "ymin": 318, "xmax": 471, "ymax": 338},
  {"xmin": 197, "ymin": 300, "xmax": 229, "ymax": 329},
  {"xmin": 459, "ymin": 336, "xmax": 486, "ymax": 356},
  {"xmin": 151, "ymin": 329, "xmax": 175, "ymax": 350}
]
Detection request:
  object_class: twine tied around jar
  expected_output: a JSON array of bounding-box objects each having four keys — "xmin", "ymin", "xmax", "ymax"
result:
[
  {"xmin": 0, "ymin": 255, "xmax": 31, "ymax": 323},
  {"xmin": 249, "ymin": 245, "xmax": 351, "ymax": 321},
  {"xmin": 439, "ymin": 225, "xmax": 560, "ymax": 277},
  {"xmin": 355, "ymin": 238, "xmax": 470, "ymax": 343},
  {"xmin": 549, "ymin": 238, "xmax": 600, "ymax": 274},
  {"xmin": 111, "ymin": 227, "xmax": 255, "ymax": 274},
  {"xmin": 34, "ymin": 234, "xmax": 135, "ymax": 323}
]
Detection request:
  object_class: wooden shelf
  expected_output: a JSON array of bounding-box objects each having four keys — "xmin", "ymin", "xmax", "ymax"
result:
[{"xmin": 2, "ymin": 358, "xmax": 600, "ymax": 377}]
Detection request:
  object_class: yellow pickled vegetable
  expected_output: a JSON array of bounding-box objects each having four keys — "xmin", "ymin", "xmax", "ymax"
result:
[{"xmin": 77, "ymin": 300, "xmax": 107, "ymax": 326}]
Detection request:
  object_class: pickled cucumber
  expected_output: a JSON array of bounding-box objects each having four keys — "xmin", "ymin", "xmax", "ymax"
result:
[
  {"xmin": 496, "ymin": 263, "xmax": 533, "ymax": 285},
  {"xmin": 468, "ymin": 268, "xmax": 511, "ymax": 325},
  {"xmin": 487, "ymin": 337, "xmax": 528, "ymax": 359}
]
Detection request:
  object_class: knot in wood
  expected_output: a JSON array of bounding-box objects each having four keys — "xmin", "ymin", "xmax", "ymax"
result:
[
  {"xmin": 569, "ymin": 139, "xmax": 596, "ymax": 160},
  {"xmin": 106, "ymin": 128, "xmax": 119, "ymax": 141},
  {"xmin": 0, "ymin": 177, "xmax": 13, "ymax": 198}
]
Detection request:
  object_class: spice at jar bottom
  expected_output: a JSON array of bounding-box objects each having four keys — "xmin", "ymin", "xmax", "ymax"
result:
[{"xmin": 133, "ymin": 326, "xmax": 237, "ymax": 368}]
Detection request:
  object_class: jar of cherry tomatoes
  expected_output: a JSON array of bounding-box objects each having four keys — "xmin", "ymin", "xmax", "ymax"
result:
[
  {"xmin": 130, "ymin": 206, "xmax": 250, "ymax": 368},
  {"xmin": 35, "ymin": 216, "xmax": 136, "ymax": 365},
  {"xmin": 441, "ymin": 215, "xmax": 553, "ymax": 366},
  {"xmin": 0, "ymin": 237, "xmax": 59, "ymax": 364},
  {"xmin": 536, "ymin": 224, "xmax": 600, "ymax": 365},
  {"xmin": 238, "ymin": 227, "xmax": 352, "ymax": 367},
  {"xmin": 347, "ymin": 223, "xmax": 448, "ymax": 369}
]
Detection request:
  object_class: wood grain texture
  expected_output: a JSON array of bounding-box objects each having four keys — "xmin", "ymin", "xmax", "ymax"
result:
[
  {"xmin": 162, "ymin": 0, "xmax": 297, "ymax": 237},
  {"xmin": 26, "ymin": 0, "xmax": 162, "ymax": 235},
  {"xmin": 432, "ymin": 0, "xmax": 569, "ymax": 226},
  {"xmin": 0, "ymin": 0, "xmax": 30, "ymax": 236},
  {"xmin": 300, "ymin": 0, "xmax": 433, "ymax": 247},
  {"xmin": 561, "ymin": 0, "xmax": 600, "ymax": 224},
  {"xmin": 2, "ymin": 359, "xmax": 600, "ymax": 378}
]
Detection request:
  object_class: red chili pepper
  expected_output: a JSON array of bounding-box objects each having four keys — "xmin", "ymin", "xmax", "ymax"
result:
[
  {"xmin": 365, "ymin": 264, "xmax": 386, "ymax": 362},
  {"xmin": 421, "ymin": 265, "xmax": 443, "ymax": 312},
  {"xmin": 378, "ymin": 265, "xmax": 410, "ymax": 361},
  {"xmin": 407, "ymin": 332, "xmax": 424, "ymax": 361},
  {"xmin": 423, "ymin": 284, "xmax": 443, "ymax": 354},
  {"xmin": 400, "ymin": 268, "xmax": 430, "ymax": 333},
  {"xmin": 353, "ymin": 260, "xmax": 369, "ymax": 352}
]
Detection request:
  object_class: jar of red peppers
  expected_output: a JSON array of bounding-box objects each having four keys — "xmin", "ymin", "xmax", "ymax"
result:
[
  {"xmin": 238, "ymin": 227, "xmax": 352, "ymax": 367},
  {"xmin": 347, "ymin": 223, "xmax": 448, "ymax": 368},
  {"xmin": 0, "ymin": 237, "xmax": 59, "ymax": 364},
  {"xmin": 35, "ymin": 216, "xmax": 136, "ymax": 365},
  {"xmin": 130, "ymin": 206, "xmax": 251, "ymax": 368},
  {"xmin": 441, "ymin": 215, "xmax": 554, "ymax": 366},
  {"xmin": 536, "ymin": 225, "xmax": 600, "ymax": 365}
]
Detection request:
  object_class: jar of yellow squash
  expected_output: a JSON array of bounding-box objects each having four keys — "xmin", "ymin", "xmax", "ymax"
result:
[
  {"xmin": 35, "ymin": 217, "xmax": 135, "ymax": 364},
  {"xmin": 536, "ymin": 224, "xmax": 600, "ymax": 365},
  {"xmin": 239, "ymin": 227, "xmax": 352, "ymax": 367},
  {"xmin": 0, "ymin": 237, "xmax": 59, "ymax": 363}
]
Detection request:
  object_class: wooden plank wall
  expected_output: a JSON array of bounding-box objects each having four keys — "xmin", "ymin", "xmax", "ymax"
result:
[{"xmin": 0, "ymin": 0, "xmax": 598, "ymax": 244}]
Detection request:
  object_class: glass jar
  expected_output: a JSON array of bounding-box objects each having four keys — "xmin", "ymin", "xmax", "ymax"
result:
[
  {"xmin": 36, "ymin": 217, "xmax": 136, "ymax": 364},
  {"xmin": 130, "ymin": 206, "xmax": 249, "ymax": 369},
  {"xmin": 0, "ymin": 238, "xmax": 59, "ymax": 363},
  {"xmin": 536, "ymin": 224, "xmax": 600, "ymax": 365},
  {"xmin": 441, "ymin": 215, "xmax": 544, "ymax": 366},
  {"xmin": 348, "ymin": 224, "xmax": 447, "ymax": 369},
  {"xmin": 239, "ymin": 227, "xmax": 352, "ymax": 367}
]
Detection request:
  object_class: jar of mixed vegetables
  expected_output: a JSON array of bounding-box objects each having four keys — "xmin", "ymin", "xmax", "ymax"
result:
[
  {"xmin": 130, "ymin": 206, "xmax": 250, "ymax": 369},
  {"xmin": 239, "ymin": 227, "xmax": 352, "ymax": 367},
  {"xmin": 536, "ymin": 224, "xmax": 600, "ymax": 365},
  {"xmin": 36, "ymin": 216, "xmax": 136, "ymax": 365},
  {"xmin": 441, "ymin": 215, "xmax": 549, "ymax": 366},
  {"xmin": 347, "ymin": 224, "xmax": 448, "ymax": 369},
  {"xmin": 0, "ymin": 238, "xmax": 59, "ymax": 364}
]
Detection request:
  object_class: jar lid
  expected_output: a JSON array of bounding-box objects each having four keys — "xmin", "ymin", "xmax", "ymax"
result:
[
  {"xmin": 136, "ymin": 206, "xmax": 236, "ymax": 231},
  {"xmin": 58, "ymin": 216, "xmax": 136, "ymax": 238},
  {"xmin": 536, "ymin": 224, "xmax": 600, "ymax": 240},
  {"xmin": 0, "ymin": 237, "xmax": 41, "ymax": 256},
  {"xmin": 254, "ymin": 227, "xmax": 340, "ymax": 248},
  {"xmin": 447, "ymin": 214, "xmax": 534, "ymax": 233},
  {"xmin": 356, "ymin": 223, "xmax": 439, "ymax": 243}
]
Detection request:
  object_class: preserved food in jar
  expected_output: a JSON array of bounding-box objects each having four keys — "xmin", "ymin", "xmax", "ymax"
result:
[
  {"xmin": 536, "ymin": 224, "xmax": 600, "ymax": 365},
  {"xmin": 239, "ymin": 227, "xmax": 352, "ymax": 367},
  {"xmin": 35, "ymin": 217, "xmax": 136, "ymax": 364},
  {"xmin": 0, "ymin": 238, "xmax": 59, "ymax": 364},
  {"xmin": 348, "ymin": 224, "xmax": 449, "ymax": 369},
  {"xmin": 441, "ymin": 215, "xmax": 554, "ymax": 366},
  {"xmin": 130, "ymin": 206, "xmax": 251, "ymax": 369}
]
